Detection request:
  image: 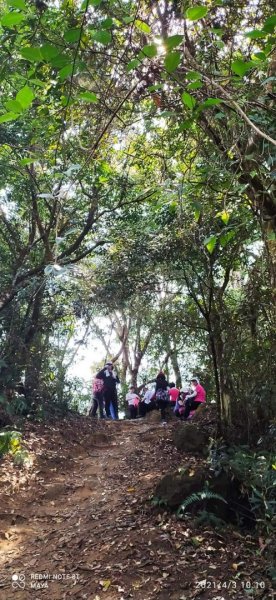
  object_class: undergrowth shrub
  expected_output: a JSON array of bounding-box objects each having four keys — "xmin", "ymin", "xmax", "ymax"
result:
[
  {"xmin": 0, "ymin": 430, "xmax": 21, "ymax": 457},
  {"xmin": 0, "ymin": 392, "xmax": 28, "ymax": 417},
  {"xmin": 208, "ymin": 439, "xmax": 276, "ymax": 531},
  {"xmin": 0, "ymin": 430, "xmax": 29, "ymax": 465}
]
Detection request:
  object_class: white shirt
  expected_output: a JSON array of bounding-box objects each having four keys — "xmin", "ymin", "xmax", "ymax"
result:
[
  {"xmin": 126, "ymin": 392, "xmax": 139, "ymax": 406},
  {"xmin": 144, "ymin": 389, "xmax": 155, "ymax": 404}
]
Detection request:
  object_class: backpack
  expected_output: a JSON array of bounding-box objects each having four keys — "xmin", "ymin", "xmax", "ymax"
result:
[
  {"xmin": 92, "ymin": 378, "xmax": 104, "ymax": 394},
  {"xmin": 156, "ymin": 389, "xmax": 169, "ymax": 402}
]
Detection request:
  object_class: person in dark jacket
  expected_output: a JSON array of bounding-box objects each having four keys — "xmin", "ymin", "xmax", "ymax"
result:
[
  {"xmin": 96, "ymin": 362, "xmax": 120, "ymax": 419},
  {"xmin": 155, "ymin": 371, "xmax": 169, "ymax": 421}
]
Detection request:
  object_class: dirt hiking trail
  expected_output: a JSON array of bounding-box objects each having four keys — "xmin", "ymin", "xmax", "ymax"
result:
[{"xmin": 0, "ymin": 416, "xmax": 274, "ymax": 600}]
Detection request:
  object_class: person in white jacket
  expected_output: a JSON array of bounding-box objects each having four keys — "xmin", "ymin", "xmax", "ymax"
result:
[{"xmin": 126, "ymin": 386, "xmax": 140, "ymax": 419}]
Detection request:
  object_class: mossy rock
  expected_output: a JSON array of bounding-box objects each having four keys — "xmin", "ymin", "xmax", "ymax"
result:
[
  {"xmin": 91, "ymin": 432, "xmax": 111, "ymax": 446},
  {"xmin": 173, "ymin": 424, "xmax": 208, "ymax": 454},
  {"xmin": 191, "ymin": 403, "xmax": 208, "ymax": 420},
  {"xmin": 145, "ymin": 410, "xmax": 161, "ymax": 423},
  {"xmin": 145, "ymin": 405, "xmax": 176, "ymax": 423},
  {"xmin": 155, "ymin": 468, "xmax": 206, "ymax": 509},
  {"xmin": 155, "ymin": 467, "xmax": 254, "ymax": 525}
]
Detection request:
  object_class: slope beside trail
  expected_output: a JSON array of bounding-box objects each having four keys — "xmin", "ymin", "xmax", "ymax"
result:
[{"xmin": 0, "ymin": 416, "xmax": 273, "ymax": 600}]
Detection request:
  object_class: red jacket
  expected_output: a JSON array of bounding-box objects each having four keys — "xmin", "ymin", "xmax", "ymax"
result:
[{"xmin": 194, "ymin": 384, "xmax": 206, "ymax": 403}]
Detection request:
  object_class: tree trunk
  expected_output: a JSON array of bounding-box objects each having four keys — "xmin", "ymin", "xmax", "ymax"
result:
[
  {"xmin": 24, "ymin": 283, "xmax": 45, "ymax": 405},
  {"xmin": 208, "ymin": 327, "xmax": 222, "ymax": 433},
  {"xmin": 170, "ymin": 350, "xmax": 182, "ymax": 388},
  {"xmin": 120, "ymin": 358, "xmax": 128, "ymax": 388},
  {"xmin": 130, "ymin": 368, "xmax": 139, "ymax": 389},
  {"xmin": 209, "ymin": 311, "xmax": 232, "ymax": 430},
  {"xmin": 263, "ymin": 219, "xmax": 276, "ymax": 293}
]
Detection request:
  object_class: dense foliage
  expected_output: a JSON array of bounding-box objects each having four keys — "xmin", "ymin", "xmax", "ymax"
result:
[{"xmin": 0, "ymin": 0, "xmax": 275, "ymax": 440}]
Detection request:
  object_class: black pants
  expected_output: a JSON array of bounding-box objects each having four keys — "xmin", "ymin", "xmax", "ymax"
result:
[
  {"xmin": 156, "ymin": 399, "xmax": 169, "ymax": 420},
  {"xmin": 90, "ymin": 393, "xmax": 105, "ymax": 418},
  {"xmin": 139, "ymin": 402, "xmax": 146, "ymax": 417},
  {"xmin": 183, "ymin": 399, "xmax": 201, "ymax": 420},
  {"xmin": 129, "ymin": 405, "xmax": 138, "ymax": 419},
  {"xmin": 104, "ymin": 389, "xmax": 118, "ymax": 419}
]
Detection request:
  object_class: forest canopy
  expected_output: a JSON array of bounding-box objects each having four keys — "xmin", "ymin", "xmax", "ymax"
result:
[{"xmin": 0, "ymin": 0, "xmax": 275, "ymax": 441}]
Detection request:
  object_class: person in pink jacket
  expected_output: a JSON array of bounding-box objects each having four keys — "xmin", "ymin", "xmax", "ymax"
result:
[{"xmin": 183, "ymin": 378, "xmax": 206, "ymax": 420}]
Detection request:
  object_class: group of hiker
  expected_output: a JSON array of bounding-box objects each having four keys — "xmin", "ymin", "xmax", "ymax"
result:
[{"xmin": 90, "ymin": 362, "xmax": 206, "ymax": 422}]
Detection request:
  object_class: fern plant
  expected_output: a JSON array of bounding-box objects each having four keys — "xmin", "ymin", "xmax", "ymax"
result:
[
  {"xmin": 151, "ymin": 496, "xmax": 168, "ymax": 508},
  {"xmin": 195, "ymin": 510, "xmax": 227, "ymax": 529},
  {"xmin": 177, "ymin": 489, "xmax": 227, "ymax": 517}
]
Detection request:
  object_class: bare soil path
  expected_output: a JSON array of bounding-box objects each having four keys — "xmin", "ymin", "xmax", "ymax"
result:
[{"xmin": 0, "ymin": 416, "xmax": 273, "ymax": 600}]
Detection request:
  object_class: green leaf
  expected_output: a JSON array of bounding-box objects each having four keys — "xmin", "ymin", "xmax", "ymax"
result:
[
  {"xmin": 159, "ymin": 110, "xmax": 174, "ymax": 118},
  {"xmin": 50, "ymin": 54, "xmax": 71, "ymax": 68},
  {"xmin": 78, "ymin": 91, "xmax": 98, "ymax": 103},
  {"xmin": 220, "ymin": 230, "xmax": 235, "ymax": 247},
  {"xmin": 29, "ymin": 78, "xmax": 45, "ymax": 87},
  {"xmin": 148, "ymin": 84, "xmax": 163, "ymax": 92},
  {"xmin": 64, "ymin": 28, "xmax": 81, "ymax": 43},
  {"xmin": 231, "ymin": 59, "xmax": 254, "ymax": 76},
  {"xmin": 264, "ymin": 44, "xmax": 273, "ymax": 57},
  {"xmin": 126, "ymin": 58, "xmax": 140, "ymax": 72},
  {"xmin": 181, "ymin": 91, "xmax": 196, "ymax": 109},
  {"xmin": 204, "ymin": 235, "xmax": 217, "ymax": 254},
  {"xmin": 5, "ymin": 100, "xmax": 23, "ymax": 113},
  {"xmin": 1, "ymin": 12, "xmax": 25, "ymax": 27},
  {"xmin": 186, "ymin": 71, "xmax": 201, "ymax": 81},
  {"xmin": 187, "ymin": 81, "xmax": 202, "ymax": 90},
  {"xmin": 59, "ymin": 64, "xmax": 74, "ymax": 81},
  {"xmin": 192, "ymin": 201, "xmax": 202, "ymax": 222},
  {"xmin": 82, "ymin": 0, "xmax": 101, "ymax": 6},
  {"xmin": 185, "ymin": 6, "xmax": 208, "ymax": 20},
  {"xmin": 252, "ymin": 52, "xmax": 266, "ymax": 61},
  {"xmin": 16, "ymin": 86, "xmax": 34, "ymax": 109},
  {"xmin": 245, "ymin": 29, "xmax": 267, "ymax": 39},
  {"xmin": 93, "ymin": 30, "xmax": 112, "ymax": 44},
  {"xmin": 134, "ymin": 19, "xmax": 151, "ymax": 34},
  {"xmin": 165, "ymin": 35, "xmax": 183, "ymax": 51},
  {"xmin": 0, "ymin": 112, "xmax": 19, "ymax": 123},
  {"xmin": 101, "ymin": 17, "xmax": 113, "ymax": 29},
  {"xmin": 263, "ymin": 15, "xmax": 276, "ymax": 33},
  {"xmin": 164, "ymin": 51, "xmax": 181, "ymax": 73},
  {"xmin": 216, "ymin": 210, "xmax": 230, "ymax": 224},
  {"xmin": 7, "ymin": 0, "xmax": 26, "ymax": 9},
  {"xmin": 19, "ymin": 157, "xmax": 37, "ymax": 165},
  {"xmin": 211, "ymin": 27, "xmax": 224, "ymax": 37},
  {"xmin": 214, "ymin": 40, "xmax": 224, "ymax": 49},
  {"xmin": 20, "ymin": 47, "xmax": 43, "ymax": 62},
  {"xmin": 178, "ymin": 119, "xmax": 193, "ymax": 131},
  {"xmin": 40, "ymin": 44, "xmax": 60, "ymax": 61},
  {"xmin": 123, "ymin": 16, "xmax": 134, "ymax": 24},
  {"xmin": 141, "ymin": 44, "xmax": 157, "ymax": 58},
  {"xmin": 201, "ymin": 97, "xmax": 222, "ymax": 108}
]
